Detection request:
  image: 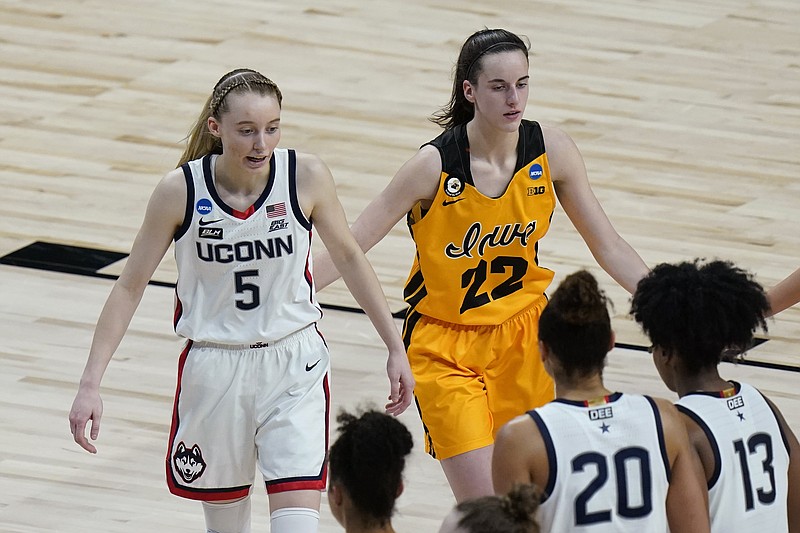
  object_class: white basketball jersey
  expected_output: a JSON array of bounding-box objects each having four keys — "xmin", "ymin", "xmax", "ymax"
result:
[
  {"xmin": 531, "ymin": 393, "xmax": 671, "ymax": 533},
  {"xmin": 676, "ymin": 381, "xmax": 790, "ymax": 533},
  {"xmin": 173, "ymin": 150, "xmax": 322, "ymax": 343}
]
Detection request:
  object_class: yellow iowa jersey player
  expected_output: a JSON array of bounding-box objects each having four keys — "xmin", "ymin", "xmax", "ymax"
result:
[
  {"xmin": 314, "ymin": 29, "xmax": 649, "ymax": 503},
  {"xmin": 405, "ymin": 120, "xmax": 555, "ymax": 325}
]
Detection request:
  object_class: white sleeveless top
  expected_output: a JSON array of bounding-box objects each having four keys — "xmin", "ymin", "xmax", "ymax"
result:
[
  {"xmin": 173, "ymin": 150, "xmax": 322, "ymax": 343},
  {"xmin": 677, "ymin": 381, "xmax": 790, "ymax": 533},
  {"xmin": 531, "ymin": 393, "xmax": 671, "ymax": 533}
]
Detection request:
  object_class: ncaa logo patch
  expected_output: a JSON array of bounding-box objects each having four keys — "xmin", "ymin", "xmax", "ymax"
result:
[
  {"xmin": 529, "ymin": 164, "xmax": 543, "ymax": 181},
  {"xmin": 445, "ymin": 176, "xmax": 464, "ymax": 197},
  {"xmin": 196, "ymin": 198, "xmax": 213, "ymax": 215}
]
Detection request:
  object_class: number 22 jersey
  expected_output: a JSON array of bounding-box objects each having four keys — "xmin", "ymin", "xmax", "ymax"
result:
[
  {"xmin": 173, "ymin": 150, "xmax": 321, "ymax": 343},
  {"xmin": 404, "ymin": 120, "xmax": 556, "ymax": 325}
]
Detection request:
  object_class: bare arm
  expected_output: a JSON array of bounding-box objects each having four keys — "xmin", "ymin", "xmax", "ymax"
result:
[
  {"xmin": 298, "ymin": 152, "xmax": 420, "ymax": 414},
  {"xmin": 763, "ymin": 397, "xmax": 800, "ymax": 532},
  {"xmin": 68, "ymin": 170, "xmax": 186, "ymax": 453},
  {"xmin": 656, "ymin": 398, "xmax": 711, "ymax": 533},
  {"xmin": 545, "ymin": 125, "xmax": 649, "ymax": 294},
  {"xmin": 313, "ymin": 145, "xmax": 441, "ymax": 290},
  {"xmin": 766, "ymin": 267, "xmax": 800, "ymax": 317},
  {"xmin": 492, "ymin": 414, "xmax": 549, "ymax": 495}
]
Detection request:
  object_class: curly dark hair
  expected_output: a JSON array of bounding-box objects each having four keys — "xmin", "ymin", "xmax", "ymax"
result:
[
  {"xmin": 454, "ymin": 483, "xmax": 541, "ymax": 533},
  {"xmin": 538, "ymin": 270, "xmax": 613, "ymax": 379},
  {"xmin": 328, "ymin": 409, "xmax": 413, "ymax": 527},
  {"xmin": 630, "ymin": 259, "xmax": 768, "ymax": 372}
]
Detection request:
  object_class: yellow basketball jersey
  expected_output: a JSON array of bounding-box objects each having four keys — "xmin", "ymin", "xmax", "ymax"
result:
[{"xmin": 404, "ymin": 120, "xmax": 556, "ymax": 325}]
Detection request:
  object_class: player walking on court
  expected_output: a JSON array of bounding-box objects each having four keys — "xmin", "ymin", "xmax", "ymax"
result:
[
  {"xmin": 68, "ymin": 68, "xmax": 414, "ymax": 533},
  {"xmin": 314, "ymin": 28, "xmax": 649, "ymax": 502},
  {"xmin": 492, "ymin": 270, "xmax": 709, "ymax": 533},
  {"xmin": 631, "ymin": 259, "xmax": 800, "ymax": 532}
]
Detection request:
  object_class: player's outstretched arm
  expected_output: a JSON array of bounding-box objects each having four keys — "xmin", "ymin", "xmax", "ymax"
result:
[{"xmin": 767, "ymin": 267, "xmax": 800, "ymax": 317}]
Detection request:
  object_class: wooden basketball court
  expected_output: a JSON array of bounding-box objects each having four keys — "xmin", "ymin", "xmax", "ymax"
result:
[{"xmin": 1, "ymin": 1, "xmax": 799, "ymax": 531}]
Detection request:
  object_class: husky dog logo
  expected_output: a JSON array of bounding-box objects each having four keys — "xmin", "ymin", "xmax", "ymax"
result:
[{"xmin": 173, "ymin": 441, "xmax": 207, "ymax": 483}]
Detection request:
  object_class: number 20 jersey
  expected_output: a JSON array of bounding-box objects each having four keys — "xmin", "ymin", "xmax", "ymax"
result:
[
  {"xmin": 531, "ymin": 393, "xmax": 671, "ymax": 532},
  {"xmin": 676, "ymin": 381, "xmax": 790, "ymax": 532},
  {"xmin": 173, "ymin": 151, "xmax": 321, "ymax": 343},
  {"xmin": 404, "ymin": 120, "xmax": 555, "ymax": 326}
]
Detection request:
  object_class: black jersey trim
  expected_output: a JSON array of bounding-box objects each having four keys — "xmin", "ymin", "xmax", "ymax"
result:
[
  {"xmin": 676, "ymin": 403, "xmax": 721, "ymax": 489},
  {"xmin": 414, "ymin": 396, "xmax": 438, "ymax": 459},
  {"xmin": 425, "ymin": 120, "xmax": 546, "ymax": 191},
  {"xmin": 645, "ymin": 395, "xmax": 672, "ymax": 482},
  {"xmin": 202, "ymin": 153, "xmax": 276, "ymax": 218},
  {"xmin": 174, "ymin": 163, "xmax": 195, "ymax": 241},
  {"xmin": 402, "ymin": 308, "xmax": 424, "ymax": 350},
  {"xmin": 403, "ymin": 268, "xmax": 427, "ymax": 307},
  {"xmin": 287, "ymin": 150, "xmax": 312, "ymax": 231},
  {"xmin": 758, "ymin": 388, "xmax": 791, "ymax": 456},
  {"xmin": 529, "ymin": 410, "xmax": 557, "ymax": 501}
]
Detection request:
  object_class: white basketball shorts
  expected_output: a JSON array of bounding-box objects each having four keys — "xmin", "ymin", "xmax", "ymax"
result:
[{"xmin": 166, "ymin": 324, "xmax": 330, "ymax": 501}]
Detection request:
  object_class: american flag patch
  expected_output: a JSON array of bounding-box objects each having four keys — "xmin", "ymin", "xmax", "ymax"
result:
[{"xmin": 266, "ymin": 202, "xmax": 287, "ymax": 218}]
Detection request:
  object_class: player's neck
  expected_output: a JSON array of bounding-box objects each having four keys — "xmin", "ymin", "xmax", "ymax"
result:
[
  {"xmin": 466, "ymin": 118, "xmax": 519, "ymax": 161},
  {"xmin": 554, "ymin": 374, "xmax": 612, "ymax": 402},
  {"xmin": 344, "ymin": 521, "xmax": 396, "ymax": 533},
  {"xmin": 675, "ymin": 370, "xmax": 730, "ymax": 398}
]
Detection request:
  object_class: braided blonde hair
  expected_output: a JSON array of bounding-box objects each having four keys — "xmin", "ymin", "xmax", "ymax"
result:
[{"xmin": 178, "ymin": 68, "xmax": 283, "ymax": 167}]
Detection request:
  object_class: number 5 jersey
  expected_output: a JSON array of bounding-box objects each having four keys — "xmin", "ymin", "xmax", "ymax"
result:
[{"xmin": 173, "ymin": 150, "xmax": 322, "ymax": 343}]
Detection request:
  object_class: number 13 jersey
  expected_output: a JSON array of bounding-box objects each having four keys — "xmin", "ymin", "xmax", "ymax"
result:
[
  {"xmin": 173, "ymin": 150, "xmax": 321, "ymax": 343},
  {"xmin": 676, "ymin": 381, "xmax": 790, "ymax": 532},
  {"xmin": 404, "ymin": 120, "xmax": 556, "ymax": 325}
]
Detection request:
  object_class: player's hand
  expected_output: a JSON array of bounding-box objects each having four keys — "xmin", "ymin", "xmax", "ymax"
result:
[
  {"xmin": 385, "ymin": 347, "xmax": 415, "ymax": 416},
  {"xmin": 69, "ymin": 387, "xmax": 104, "ymax": 454}
]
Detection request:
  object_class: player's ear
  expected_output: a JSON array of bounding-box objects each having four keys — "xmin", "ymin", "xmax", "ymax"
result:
[
  {"xmin": 329, "ymin": 481, "xmax": 344, "ymax": 506},
  {"xmin": 608, "ymin": 330, "xmax": 616, "ymax": 352},
  {"xmin": 463, "ymin": 80, "xmax": 475, "ymax": 103},
  {"xmin": 539, "ymin": 340, "xmax": 552, "ymax": 365}
]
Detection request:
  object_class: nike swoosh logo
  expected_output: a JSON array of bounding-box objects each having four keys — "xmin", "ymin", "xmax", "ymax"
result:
[
  {"xmin": 305, "ymin": 359, "xmax": 322, "ymax": 372},
  {"xmin": 199, "ymin": 218, "xmax": 224, "ymax": 226},
  {"xmin": 442, "ymin": 198, "xmax": 465, "ymax": 206}
]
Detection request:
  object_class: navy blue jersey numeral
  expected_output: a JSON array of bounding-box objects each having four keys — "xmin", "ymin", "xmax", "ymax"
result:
[
  {"xmin": 234, "ymin": 269, "xmax": 260, "ymax": 310},
  {"xmin": 733, "ymin": 433, "xmax": 776, "ymax": 511},
  {"xmin": 572, "ymin": 447, "xmax": 653, "ymax": 526}
]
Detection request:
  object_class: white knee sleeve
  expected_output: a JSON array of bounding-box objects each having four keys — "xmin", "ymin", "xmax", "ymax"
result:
[
  {"xmin": 270, "ymin": 507, "xmax": 320, "ymax": 533},
  {"xmin": 202, "ymin": 497, "xmax": 251, "ymax": 533}
]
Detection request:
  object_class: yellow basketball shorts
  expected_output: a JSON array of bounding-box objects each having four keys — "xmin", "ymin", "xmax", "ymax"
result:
[{"xmin": 404, "ymin": 296, "xmax": 554, "ymax": 460}]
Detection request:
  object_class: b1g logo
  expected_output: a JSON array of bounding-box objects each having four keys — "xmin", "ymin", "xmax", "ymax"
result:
[
  {"xmin": 173, "ymin": 441, "xmax": 207, "ymax": 483},
  {"xmin": 196, "ymin": 198, "xmax": 213, "ymax": 215},
  {"xmin": 529, "ymin": 164, "xmax": 543, "ymax": 180}
]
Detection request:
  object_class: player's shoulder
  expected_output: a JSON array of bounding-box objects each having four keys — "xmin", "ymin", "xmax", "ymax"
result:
[
  {"xmin": 293, "ymin": 150, "xmax": 326, "ymax": 171},
  {"xmin": 153, "ymin": 167, "xmax": 189, "ymax": 199},
  {"xmin": 497, "ymin": 411, "xmax": 539, "ymax": 441}
]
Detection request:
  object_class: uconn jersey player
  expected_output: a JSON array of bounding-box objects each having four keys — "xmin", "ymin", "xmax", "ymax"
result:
[
  {"xmin": 493, "ymin": 270, "xmax": 709, "ymax": 533},
  {"xmin": 633, "ymin": 260, "xmax": 800, "ymax": 533}
]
